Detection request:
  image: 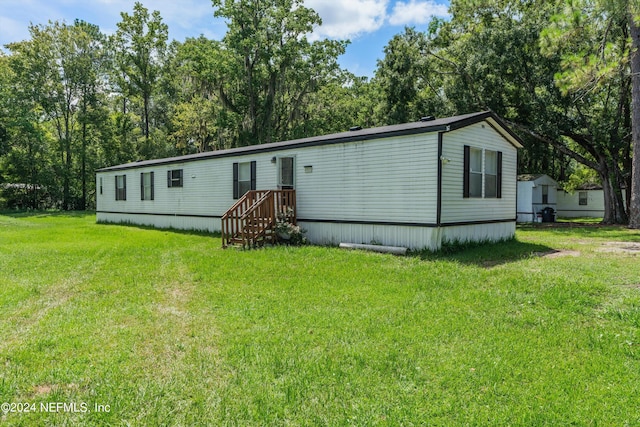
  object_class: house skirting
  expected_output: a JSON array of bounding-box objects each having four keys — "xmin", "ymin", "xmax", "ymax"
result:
[
  {"xmin": 299, "ymin": 219, "xmax": 515, "ymax": 251},
  {"xmin": 97, "ymin": 211, "xmax": 219, "ymax": 233},
  {"xmin": 555, "ymin": 209, "xmax": 604, "ymax": 218},
  {"xmin": 97, "ymin": 211, "xmax": 515, "ymax": 251}
]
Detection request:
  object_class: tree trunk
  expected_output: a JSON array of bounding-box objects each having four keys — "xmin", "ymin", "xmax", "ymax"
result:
[
  {"xmin": 81, "ymin": 120, "xmax": 87, "ymax": 210},
  {"xmin": 629, "ymin": 13, "xmax": 640, "ymax": 228},
  {"xmin": 144, "ymin": 93, "xmax": 150, "ymax": 141},
  {"xmin": 63, "ymin": 110, "xmax": 71, "ymax": 211},
  {"xmin": 600, "ymin": 162, "xmax": 628, "ymax": 224},
  {"xmin": 28, "ymin": 138, "xmax": 37, "ymax": 210},
  {"xmin": 246, "ymin": 54, "xmax": 257, "ymax": 146}
]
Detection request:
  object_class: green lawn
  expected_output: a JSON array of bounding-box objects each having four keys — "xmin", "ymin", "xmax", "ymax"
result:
[{"xmin": 1, "ymin": 213, "xmax": 640, "ymax": 426}]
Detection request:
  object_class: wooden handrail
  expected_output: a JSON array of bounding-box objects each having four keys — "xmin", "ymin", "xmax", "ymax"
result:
[
  {"xmin": 221, "ymin": 189, "xmax": 296, "ymax": 248},
  {"xmin": 221, "ymin": 190, "xmax": 259, "ymax": 247},
  {"xmin": 241, "ymin": 191, "xmax": 274, "ymax": 247}
]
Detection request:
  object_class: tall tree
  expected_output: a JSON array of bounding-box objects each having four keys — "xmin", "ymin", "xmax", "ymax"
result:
[
  {"xmin": 5, "ymin": 20, "xmax": 113, "ymax": 210},
  {"xmin": 0, "ymin": 50, "xmax": 52, "ymax": 209},
  {"xmin": 71, "ymin": 20, "xmax": 110, "ymax": 209},
  {"xmin": 375, "ymin": 27, "xmax": 449, "ymax": 124},
  {"xmin": 398, "ymin": 0, "xmax": 631, "ymax": 223},
  {"xmin": 7, "ymin": 22, "xmax": 82, "ymax": 209},
  {"xmin": 629, "ymin": 8, "xmax": 640, "ymax": 227},
  {"xmin": 166, "ymin": 37, "xmax": 237, "ymax": 153},
  {"xmin": 541, "ymin": 0, "xmax": 635, "ymax": 224},
  {"xmin": 211, "ymin": 0, "xmax": 346, "ymax": 146},
  {"xmin": 113, "ymin": 2, "xmax": 168, "ymax": 158},
  {"xmin": 295, "ymin": 72, "xmax": 382, "ymax": 137}
]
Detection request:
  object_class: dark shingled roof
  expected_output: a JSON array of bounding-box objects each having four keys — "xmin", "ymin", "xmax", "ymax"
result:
[
  {"xmin": 517, "ymin": 174, "xmax": 545, "ymax": 182},
  {"xmin": 576, "ymin": 183, "xmax": 603, "ymax": 190},
  {"xmin": 98, "ymin": 111, "xmax": 524, "ymax": 172}
]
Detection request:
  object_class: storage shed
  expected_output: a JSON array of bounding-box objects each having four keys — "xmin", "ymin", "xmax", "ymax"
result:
[
  {"xmin": 96, "ymin": 111, "xmax": 523, "ymax": 250},
  {"xmin": 516, "ymin": 174, "xmax": 559, "ymax": 223}
]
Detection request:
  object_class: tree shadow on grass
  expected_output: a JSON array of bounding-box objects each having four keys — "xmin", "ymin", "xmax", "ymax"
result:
[
  {"xmin": 518, "ymin": 223, "xmax": 640, "ymax": 242},
  {"xmin": 411, "ymin": 237, "xmax": 555, "ymax": 268}
]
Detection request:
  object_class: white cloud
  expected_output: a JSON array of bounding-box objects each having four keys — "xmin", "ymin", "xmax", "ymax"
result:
[
  {"xmin": 306, "ymin": 0, "xmax": 388, "ymax": 40},
  {"xmin": 0, "ymin": 0, "xmax": 451, "ymax": 50},
  {"xmin": 104, "ymin": 0, "xmax": 226, "ymax": 41},
  {"xmin": 139, "ymin": 0, "xmax": 213, "ymax": 28},
  {"xmin": 388, "ymin": 0, "xmax": 449, "ymax": 26}
]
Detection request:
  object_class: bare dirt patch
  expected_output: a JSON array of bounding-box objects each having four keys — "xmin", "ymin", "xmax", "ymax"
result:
[
  {"xmin": 534, "ymin": 250, "xmax": 581, "ymax": 258},
  {"xmin": 598, "ymin": 242, "xmax": 640, "ymax": 254},
  {"xmin": 33, "ymin": 384, "xmax": 54, "ymax": 396},
  {"xmin": 534, "ymin": 222, "xmax": 608, "ymax": 228},
  {"xmin": 31, "ymin": 383, "xmax": 79, "ymax": 397},
  {"xmin": 618, "ymin": 284, "xmax": 640, "ymax": 289},
  {"xmin": 482, "ymin": 249, "xmax": 580, "ymax": 268}
]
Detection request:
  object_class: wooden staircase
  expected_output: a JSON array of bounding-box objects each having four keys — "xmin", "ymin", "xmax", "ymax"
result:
[{"xmin": 221, "ymin": 190, "xmax": 296, "ymax": 248}]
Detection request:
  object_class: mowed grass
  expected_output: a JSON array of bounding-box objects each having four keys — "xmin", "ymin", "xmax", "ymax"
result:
[{"xmin": 1, "ymin": 213, "xmax": 640, "ymax": 426}]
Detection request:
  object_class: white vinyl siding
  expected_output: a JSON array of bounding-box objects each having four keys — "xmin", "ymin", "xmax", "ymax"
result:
[
  {"xmin": 516, "ymin": 182, "xmax": 534, "ymax": 222},
  {"xmin": 556, "ymin": 188, "xmax": 612, "ymax": 218},
  {"xmin": 441, "ymin": 122, "xmax": 517, "ymax": 223},
  {"xmin": 95, "ymin": 117, "xmax": 518, "ymax": 248},
  {"xmin": 295, "ymin": 134, "xmax": 439, "ymax": 223},
  {"xmin": 97, "ymin": 133, "xmax": 439, "ymax": 225}
]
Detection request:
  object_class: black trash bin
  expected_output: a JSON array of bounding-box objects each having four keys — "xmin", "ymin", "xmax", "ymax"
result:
[{"xmin": 541, "ymin": 207, "xmax": 555, "ymax": 222}]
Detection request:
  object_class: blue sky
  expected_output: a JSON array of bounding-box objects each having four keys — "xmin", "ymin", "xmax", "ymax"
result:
[{"xmin": 0, "ymin": 0, "xmax": 450, "ymax": 77}]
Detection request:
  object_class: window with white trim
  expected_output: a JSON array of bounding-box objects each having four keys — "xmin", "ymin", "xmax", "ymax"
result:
[
  {"xmin": 233, "ymin": 161, "xmax": 256, "ymax": 199},
  {"xmin": 484, "ymin": 150, "xmax": 498, "ymax": 198},
  {"xmin": 579, "ymin": 191, "xmax": 588, "ymax": 205},
  {"xmin": 278, "ymin": 157, "xmax": 295, "ymax": 189},
  {"xmin": 168, "ymin": 169, "xmax": 183, "ymax": 188},
  {"xmin": 469, "ymin": 147, "xmax": 483, "ymax": 198},
  {"xmin": 238, "ymin": 163, "xmax": 252, "ymax": 196},
  {"xmin": 115, "ymin": 175, "xmax": 126, "ymax": 201},
  {"xmin": 141, "ymin": 172, "xmax": 154, "ymax": 201},
  {"xmin": 464, "ymin": 146, "xmax": 502, "ymax": 199}
]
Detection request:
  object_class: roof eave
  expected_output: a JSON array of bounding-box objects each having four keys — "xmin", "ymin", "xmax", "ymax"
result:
[
  {"xmin": 96, "ymin": 111, "xmax": 524, "ymax": 173},
  {"xmin": 96, "ymin": 123, "xmax": 452, "ymax": 173}
]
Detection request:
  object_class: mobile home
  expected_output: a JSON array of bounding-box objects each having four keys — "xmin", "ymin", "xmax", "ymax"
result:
[
  {"xmin": 96, "ymin": 111, "xmax": 523, "ymax": 250},
  {"xmin": 556, "ymin": 184, "xmax": 627, "ymax": 219}
]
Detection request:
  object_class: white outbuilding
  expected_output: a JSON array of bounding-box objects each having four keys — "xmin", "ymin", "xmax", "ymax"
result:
[
  {"xmin": 96, "ymin": 111, "xmax": 523, "ymax": 250},
  {"xmin": 516, "ymin": 174, "xmax": 559, "ymax": 223}
]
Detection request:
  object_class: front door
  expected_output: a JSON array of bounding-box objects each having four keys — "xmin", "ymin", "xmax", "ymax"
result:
[{"xmin": 278, "ymin": 156, "xmax": 295, "ymax": 189}]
